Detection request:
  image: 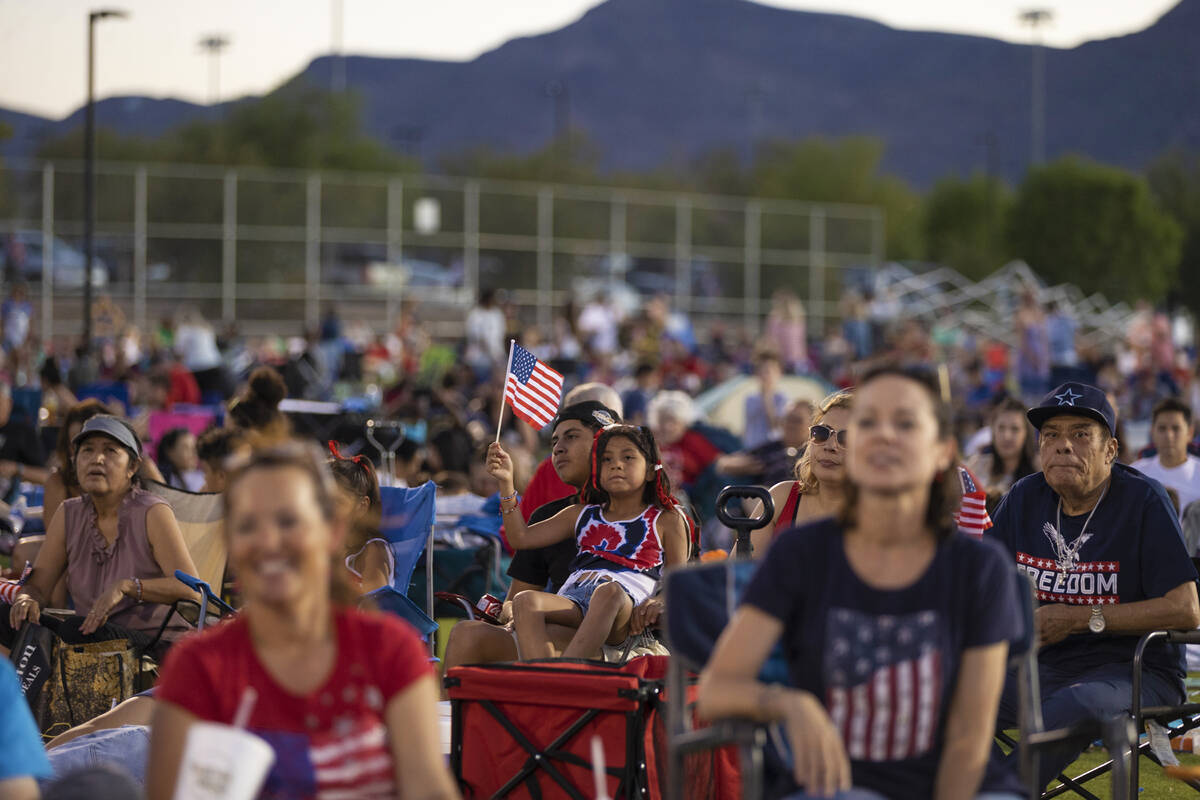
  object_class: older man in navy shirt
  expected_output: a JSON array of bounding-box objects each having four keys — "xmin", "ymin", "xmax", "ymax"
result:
[{"xmin": 990, "ymin": 382, "xmax": 1200, "ymax": 791}]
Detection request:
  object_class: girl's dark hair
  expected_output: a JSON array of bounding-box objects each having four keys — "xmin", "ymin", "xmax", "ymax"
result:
[
  {"xmin": 55, "ymin": 399, "xmax": 109, "ymax": 493},
  {"xmin": 327, "ymin": 441, "xmax": 381, "ymax": 513},
  {"xmin": 988, "ymin": 396, "xmax": 1037, "ymax": 485},
  {"xmin": 228, "ymin": 367, "xmax": 289, "ymax": 434},
  {"xmin": 580, "ymin": 424, "xmax": 676, "ymax": 510},
  {"xmin": 196, "ymin": 427, "xmax": 245, "ymax": 469},
  {"xmin": 156, "ymin": 427, "xmax": 192, "ymax": 485},
  {"xmin": 838, "ymin": 365, "xmax": 958, "ymax": 542}
]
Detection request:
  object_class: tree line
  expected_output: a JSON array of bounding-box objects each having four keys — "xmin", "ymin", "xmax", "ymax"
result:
[{"xmin": 1, "ymin": 87, "xmax": 1196, "ymax": 311}]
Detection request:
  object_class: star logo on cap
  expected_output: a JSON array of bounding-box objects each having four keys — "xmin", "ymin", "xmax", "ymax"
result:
[{"xmin": 1055, "ymin": 388, "xmax": 1082, "ymax": 406}]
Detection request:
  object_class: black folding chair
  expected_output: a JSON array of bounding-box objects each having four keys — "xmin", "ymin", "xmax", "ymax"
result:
[
  {"xmin": 996, "ymin": 568, "xmax": 1135, "ymax": 800},
  {"xmin": 1008, "ymin": 559, "xmax": 1200, "ymax": 799},
  {"xmin": 664, "ymin": 485, "xmax": 775, "ymax": 800}
]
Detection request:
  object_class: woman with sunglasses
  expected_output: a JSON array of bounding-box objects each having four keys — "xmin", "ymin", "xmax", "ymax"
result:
[{"xmin": 751, "ymin": 391, "xmax": 853, "ymax": 554}]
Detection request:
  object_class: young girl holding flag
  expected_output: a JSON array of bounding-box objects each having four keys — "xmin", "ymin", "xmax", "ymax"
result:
[{"xmin": 487, "ymin": 425, "xmax": 688, "ymax": 660}]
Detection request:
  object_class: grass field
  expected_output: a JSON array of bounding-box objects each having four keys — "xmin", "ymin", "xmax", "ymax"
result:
[{"xmin": 1055, "ymin": 746, "xmax": 1200, "ymax": 798}]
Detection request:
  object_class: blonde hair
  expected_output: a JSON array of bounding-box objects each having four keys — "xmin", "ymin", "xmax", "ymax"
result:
[{"xmin": 793, "ymin": 390, "xmax": 854, "ymax": 493}]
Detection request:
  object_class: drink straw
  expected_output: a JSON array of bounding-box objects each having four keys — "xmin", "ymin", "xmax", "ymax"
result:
[
  {"xmin": 591, "ymin": 735, "xmax": 612, "ymax": 800},
  {"xmin": 232, "ymin": 686, "xmax": 258, "ymax": 729}
]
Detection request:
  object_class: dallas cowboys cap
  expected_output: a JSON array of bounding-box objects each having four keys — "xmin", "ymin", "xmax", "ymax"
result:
[
  {"xmin": 552, "ymin": 400, "xmax": 620, "ymax": 433},
  {"xmin": 1026, "ymin": 382, "xmax": 1117, "ymax": 437}
]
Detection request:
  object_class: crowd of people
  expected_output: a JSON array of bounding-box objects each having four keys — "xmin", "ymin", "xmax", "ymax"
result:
[{"xmin": 0, "ymin": 279, "xmax": 1199, "ymax": 799}]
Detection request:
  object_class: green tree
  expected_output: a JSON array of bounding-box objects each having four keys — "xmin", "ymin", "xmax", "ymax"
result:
[
  {"xmin": 922, "ymin": 173, "xmax": 1012, "ymax": 280},
  {"xmin": 749, "ymin": 136, "xmax": 922, "ymax": 260},
  {"xmin": 1007, "ymin": 157, "xmax": 1182, "ymax": 302},
  {"xmin": 1147, "ymin": 148, "xmax": 1200, "ymax": 314}
]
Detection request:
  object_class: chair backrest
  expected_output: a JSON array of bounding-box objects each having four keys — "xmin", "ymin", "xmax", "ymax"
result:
[
  {"xmin": 1182, "ymin": 501, "xmax": 1200, "ymax": 558},
  {"xmin": 143, "ymin": 480, "xmax": 227, "ymax": 593},
  {"xmin": 663, "ymin": 558, "xmax": 790, "ymax": 684},
  {"xmin": 362, "ymin": 481, "xmax": 438, "ymax": 638},
  {"xmin": 147, "ymin": 409, "xmax": 217, "ymax": 462},
  {"xmin": 9, "ymin": 386, "xmax": 42, "ymax": 427},
  {"xmin": 76, "ymin": 382, "xmax": 130, "ymax": 416}
]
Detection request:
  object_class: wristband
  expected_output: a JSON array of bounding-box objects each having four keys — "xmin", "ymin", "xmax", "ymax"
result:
[
  {"xmin": 132, "ymin": 577, "xmax": 143, "ymax": 603},
  {"xmin": 500, "ymin": 491, "xmax": 518, "ymax": 502}
]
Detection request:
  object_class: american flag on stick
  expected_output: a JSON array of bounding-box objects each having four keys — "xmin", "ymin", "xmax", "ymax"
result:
[
  {"xmin": 499, "ymin": 341, "xmax": 564, "ymax": 433},
  {"xmin": 954, "ymin": 465, "xmax": 993, "ymax": 538}
]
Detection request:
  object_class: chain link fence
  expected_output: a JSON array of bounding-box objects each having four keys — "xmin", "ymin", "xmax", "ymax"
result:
[{"xmin": 0, "ymin": 159, "xmax": 885, "ymax": 344}]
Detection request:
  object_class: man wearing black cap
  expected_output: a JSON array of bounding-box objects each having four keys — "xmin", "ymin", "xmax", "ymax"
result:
[
  {"xmin": 990, "ymin": 382, "xmax": 1200, "ymax": 790},
  {"xmin": 441, "ymin": 400, "xmax": 629, "ymax": 677}
]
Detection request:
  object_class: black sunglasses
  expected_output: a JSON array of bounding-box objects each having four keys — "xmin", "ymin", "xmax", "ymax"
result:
[{"xmin": 810, "ymin": 424, "xmax": 848, "ymax": 447}]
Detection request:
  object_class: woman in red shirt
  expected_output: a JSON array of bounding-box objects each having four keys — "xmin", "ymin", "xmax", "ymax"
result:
[{"xmin": 146, "ymin": 441, "xmax": 459, "ymax": 800}]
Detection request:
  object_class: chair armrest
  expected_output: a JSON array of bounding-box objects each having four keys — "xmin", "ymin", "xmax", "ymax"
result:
[
  {"xmin": 1165, "ymin": 630, "xmax": 1200, "ymax": 645},
  {"xmin": 673, "ymin": 717, "xmax": 767, "ymax": 755}
]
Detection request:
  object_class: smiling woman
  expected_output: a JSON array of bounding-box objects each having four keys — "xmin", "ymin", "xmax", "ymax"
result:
[
  {"xmin": 1, "ymin": 415, "xmax": 199, "ymax": 660},
  {"xmin": 146, "ymin": 441, "xmax": 460, "ymax": 800}
]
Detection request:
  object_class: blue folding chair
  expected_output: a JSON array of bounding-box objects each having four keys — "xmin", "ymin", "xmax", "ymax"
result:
[
  {"xmin": 362, "ymin": 481, "xmax": 439, "ymax": 643},
  {"xmin": 76, "ymin": 382, "xmax": 131, "ymax": 416},
  {"xmin": 10, "ymin": 386, "xmax": 42, "ymax": 427}
]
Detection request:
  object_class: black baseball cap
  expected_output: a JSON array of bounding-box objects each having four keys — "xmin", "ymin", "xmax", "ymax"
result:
[
  {"xmin": 72, "ymin": 415, "xmax": 142, "ymax": 460},
  {"xmin": 1027, "ymin": 382, "xmax": 1117, "ymax": 437},
  {"xmin": 552, "ymin": 401, "xmax": 620, "ymax": 433}
]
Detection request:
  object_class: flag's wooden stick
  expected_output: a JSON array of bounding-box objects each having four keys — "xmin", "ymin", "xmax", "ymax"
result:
[{"xmin": 495, "ymin": 339, "xmax": 516, "ymax": 443}]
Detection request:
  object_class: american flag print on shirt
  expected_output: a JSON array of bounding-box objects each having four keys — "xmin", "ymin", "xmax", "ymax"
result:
[
  {"xmin": 824, "ymin": 607, "xmax": 944, "ymax": 762},
  {"xmin": 954, "ymin": 466, "xmax": 993, "ymax": 538},
  {"xmin": 255, "ymin": 711, "xmax": 396, "ymax": 800},
  {"xmin": 503, "ymin": 343, "xmax": 564, "ymax": 429}
]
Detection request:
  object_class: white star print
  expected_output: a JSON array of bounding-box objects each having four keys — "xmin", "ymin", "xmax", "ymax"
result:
[{"xmin": 1055, "ymin": 388, "xmax": 1083, "ymax": 406}]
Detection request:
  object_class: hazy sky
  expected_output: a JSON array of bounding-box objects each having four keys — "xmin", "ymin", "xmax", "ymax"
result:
[{"xmin": 0, "ymin": 0, "xmax": 1181, "ymax": 119}]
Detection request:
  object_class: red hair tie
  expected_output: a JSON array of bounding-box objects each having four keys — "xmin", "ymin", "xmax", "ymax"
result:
[{"xmin": 328, "ymin": 440, "xmax": 368, "ymax": 467}]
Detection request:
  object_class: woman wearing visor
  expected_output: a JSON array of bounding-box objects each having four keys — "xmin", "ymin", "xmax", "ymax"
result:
[{"xmin": 1, "ymin": 415, "xmax": 197, "ymax": 658}]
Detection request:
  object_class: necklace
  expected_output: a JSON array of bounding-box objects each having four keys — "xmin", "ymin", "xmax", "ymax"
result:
[{"xmin": 1048, "ymin": 481, "xmax": 1109, "ymax": 577}]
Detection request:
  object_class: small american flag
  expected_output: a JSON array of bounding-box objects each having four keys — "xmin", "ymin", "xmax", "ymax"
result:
[
  {"xmin": 954, "ymin": 466, "xmax": 992, "ymax": 538},
  {"xmin": 503, "ymin": 342, "xmax": 564, "ymax": 429},
  {"xmin": 0, "ymin": 562, "xmax": 33, "ymax": 604}
]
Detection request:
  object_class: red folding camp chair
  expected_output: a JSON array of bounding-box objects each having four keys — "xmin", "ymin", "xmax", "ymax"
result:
[{"xmin": 446, "ymin": 656, "xmax": 668, "ymax": 800}]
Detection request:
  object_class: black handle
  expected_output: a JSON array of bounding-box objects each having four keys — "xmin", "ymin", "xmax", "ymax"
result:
[{"xmin": 715, "ymin": 485, "xmax": 774, "ymax": 558}]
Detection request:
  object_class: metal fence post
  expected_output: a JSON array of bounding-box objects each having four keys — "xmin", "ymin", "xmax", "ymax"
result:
[
  {"xmin": 871, "ymin": 207, "xmax": 886, "ymax": 267},
  {"xmin": 386, "ymin": 177, "xmax": 403, "ymax": 331},
  {"xmin": 464, "ymin": 181, "xmax": 480, "ymax": 304},
  {"xmin": 610, "ymin": 192, "xmax": 626, "ymax": 275},
  {"xmin": 306, "ymin": 173, "xmax": 321, "ymax": 329},
  {"xmin": 40, "ymin": 163, "xmax": 54, "ymax": 345},
  {"xmin": 745, "ymin": 200, "xmax": 761, "ymax": 331},
  {"xmin": 222, "ymin": 170, "xmax": 237, "ymax": 323},
  {"xmin": 133, "ymin": 166, "xmax": 147, "ymax": 332},
  {"xmin": 537, "ymin": 187, "xmax": 553, "ymax": 332},
  {"xmin": 675, "ymin": 197, "xmax": 691, "ymax": 313},
  {"xmin": 809, "ymin": 208, "xmax": 827, "ymax": 337}
]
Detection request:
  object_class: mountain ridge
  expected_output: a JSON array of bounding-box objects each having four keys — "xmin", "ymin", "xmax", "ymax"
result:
[{"xmin": 3, "ymin": 0, "xmax": 1198, "ymax": 186}]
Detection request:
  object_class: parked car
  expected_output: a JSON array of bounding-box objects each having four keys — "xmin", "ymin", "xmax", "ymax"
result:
[{"xmin": 3, "ymin": 230, "xmax": 109, "ymax": 288}]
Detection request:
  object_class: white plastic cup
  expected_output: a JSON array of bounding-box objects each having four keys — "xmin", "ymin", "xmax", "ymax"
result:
[{"xmin": 172, "ymin": 721, "xmax": 275, "ymax": 800}]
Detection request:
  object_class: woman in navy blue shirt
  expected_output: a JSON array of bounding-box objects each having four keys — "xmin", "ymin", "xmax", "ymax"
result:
[{"xmin": 698, "ymin": 366, "xmax": 1022, "ymax": 800}]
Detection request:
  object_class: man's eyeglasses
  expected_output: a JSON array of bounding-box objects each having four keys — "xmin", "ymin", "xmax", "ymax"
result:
[{"xmin": 810, "ymin": 424, "xmax": 848, "ymax": 447}]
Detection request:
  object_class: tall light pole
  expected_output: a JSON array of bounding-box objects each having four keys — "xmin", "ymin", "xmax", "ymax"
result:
[
  {"xmin": 331, "ymin": 0, "xmax": 345, "ymax": 92},
  {"xmin": 84, "ymin": 8, "xmax": 128, "ymax": 355},
  {"xmin": 199, "ymin": 34, "xmax": 230, "ymax": 105},
  {"xmin": 1019, "ymin": 8, "xmax": 1053, "ymax": 167}
]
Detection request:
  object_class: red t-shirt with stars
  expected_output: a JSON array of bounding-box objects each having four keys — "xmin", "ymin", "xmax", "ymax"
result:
[{"xmin": 156, "ymin": 607, "xmax": 431, "ymax": 800}]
